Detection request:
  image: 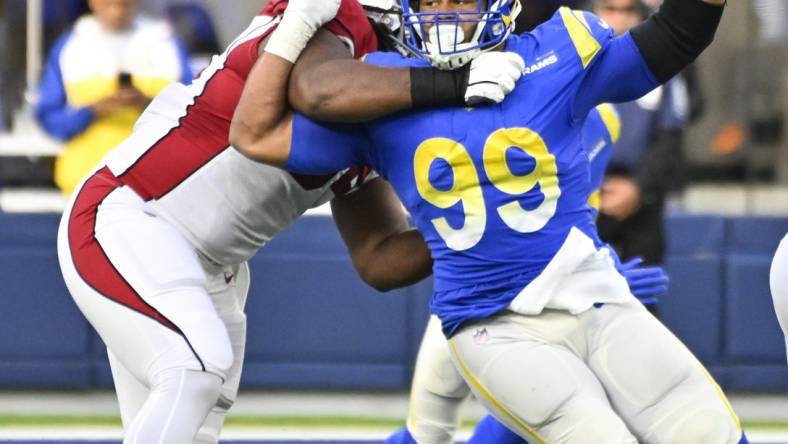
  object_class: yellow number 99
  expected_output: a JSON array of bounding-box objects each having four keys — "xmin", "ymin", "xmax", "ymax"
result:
[
  {"xmin": 414, "ymin": 138, "xmax": 486, "ymax": 251},
  {"xmin": 483, "ymin": 128, "xmax": 561, "ymax": 233}
]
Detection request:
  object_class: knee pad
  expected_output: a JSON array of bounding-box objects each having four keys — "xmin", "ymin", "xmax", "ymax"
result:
[
  {"xmin": 125, "ymin": 369, "xmax": 223, "ymax": 444},
  {"xmin": 151, "ymin": 368, "xmax": 223, "ymax": 402},
  {"xmin": 151, "ymin": 285, "xmax": 235, "ymax": 378},
  {"xmin": 669, "ymin": 409, "xmax": 740, "ymax": 444},
  {"xmin": 192, "ymin": 317, "xmax": 245, "ymax": 444},
  {"xmin": 555, "ymin": 397, "xmax": 636, "ymax": 444},
  {"xmin": 194, "ymin": 412, "xmax": 225, "ymax": 444}
]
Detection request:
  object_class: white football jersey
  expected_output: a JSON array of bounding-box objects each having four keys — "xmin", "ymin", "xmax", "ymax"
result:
[{"xmin": 102, "ymin": 15, "xmax": 374, "ymax": 266}]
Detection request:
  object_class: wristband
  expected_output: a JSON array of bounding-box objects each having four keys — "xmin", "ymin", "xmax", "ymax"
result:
[
  {"xmin": 265, "ymin": 13, "xmax": 318, "ymax": 64},
  {"xmin": 410, "ymin": 65, "xmax": 470, "ymax": 108}
]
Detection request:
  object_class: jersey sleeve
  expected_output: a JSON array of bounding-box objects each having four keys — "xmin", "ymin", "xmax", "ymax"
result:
[
  {"xmin": 362, "ymin": 51, "xmax": 431, "ymax": 68},
  {"xmin": 261, "ymin": 0, "xmax": 378, "ymax": 57},
  {"xmin": 583, "ymin": 103, "xmax": 619, "ymax": 210},
  {"xmin": 286, "ymin": 114, "xmax": 371, "ymax": 175},
  {"xmin": 565, "ymin": 10, "xmax": 661, "ymax": 121},
  {"xmin": 557, "ymin": 8, "xmax": 615, "ymax": 70}
]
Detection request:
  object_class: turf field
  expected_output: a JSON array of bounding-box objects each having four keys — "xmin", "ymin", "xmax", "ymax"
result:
[{"xmin": 1, "ymin": 417, "xmax": 788, "ymax": 443}]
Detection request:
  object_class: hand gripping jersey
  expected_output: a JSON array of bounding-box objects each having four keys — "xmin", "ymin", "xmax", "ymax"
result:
[
  {"xmin": 286, "ymin": 8, "xmax": 659, "ymax": 336},
  {"xmin": 96, "ymin": 0, "xmax": 377, "ymax": 266}
]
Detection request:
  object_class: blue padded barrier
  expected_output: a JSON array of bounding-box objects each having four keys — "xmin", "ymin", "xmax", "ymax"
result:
[
  {"xmin": 665, "ymin": 214, "xmax": 726, "ymax": 256},
  {"xmin": 705, "ymin": 365, "xmax": 728, "ymax": 389},
  {"xmin": 90, "ymin": 334, "xmax": 114, "ymax": 388},
  {"xmin": 661, "ymin": 257, "xmax": 724, "ymax": 365},
  {"xmin": 726, "ymin": 365, "xmax": 788, "ymax": 392},
  {"xmin": 724, "ymin": 255, "xmax": 786, "ymax": 363},
  {"xmin": 0, "ymin": 213, "xmax": 787, "ymax": 392},
  {"xmin": 727, "ymin": 217, "xmax": 788, "ymax": 255},
  {"xmin": 0, "ymin": 213, "xmax": 60, "ymax": 247},
  {"xmin": 242, "ymin": 217, "xmax": 425, "ymax": 390},
  {"xmin": 0, "ymin": 249, "xmax": 93, "ymax": 387}
]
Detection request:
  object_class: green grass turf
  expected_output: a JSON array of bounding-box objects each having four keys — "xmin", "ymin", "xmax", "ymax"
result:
[{"xmin": 0, "ymin": 415, "xmax": 786, "ymax": 431}]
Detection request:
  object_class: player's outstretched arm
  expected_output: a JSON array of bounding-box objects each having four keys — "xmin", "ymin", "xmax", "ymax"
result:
[
  {"xmin": 574, "ymin": 0, "xmax": 726, "ymax": 118},
  {"xmin": 287, "ymin": 30, "xmax": 411, "ymax": 123},
  {"xmin": 629, "ymin": 0, "xmax": 725, "ymax": 83},
  {"xmin": 288, "ymin": 33, "xmax": 524, "ymax": 123},
  {"xmin": 332, "ymin": 178, "xmax": 432, "ymax": 292}
]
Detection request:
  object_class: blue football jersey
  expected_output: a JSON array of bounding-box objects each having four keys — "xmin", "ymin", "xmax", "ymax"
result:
[
  {"xmin": 584, "ymin": 103, "xmax": 620, "ymax": 214},
  {"xmin": 287, "ymin": 8, "xmax": 656, "ymax": 336}
]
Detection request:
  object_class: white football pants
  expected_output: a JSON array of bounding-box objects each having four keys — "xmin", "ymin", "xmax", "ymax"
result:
[
  {"xmin": 447, "ymin": 304, "xmax": 741, "ymax": 443},
  {"xmin": 770, "ymin": 233, "xmax": 788, "ymax": 363},
  {"xmin": 58, "ymin": 169, "xmax": 248, "ymax": 444}
]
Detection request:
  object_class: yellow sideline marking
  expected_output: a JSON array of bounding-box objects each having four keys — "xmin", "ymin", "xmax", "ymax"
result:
[
  {"xmin": 559, "ymin": 7, "xmax": 601, "ymax": 69},
  {"xmin": 448, "ymin": 339, "xmax": 547, "ymax": 444}
]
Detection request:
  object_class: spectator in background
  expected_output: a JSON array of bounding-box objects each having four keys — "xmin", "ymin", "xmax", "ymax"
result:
[
  {"xmin": 35, "ymin": 0, "xmax": 192, "ymax": 196},
  {"xmin": 593, "ymin": 0, "xmax": 690, "ymax": 273}
]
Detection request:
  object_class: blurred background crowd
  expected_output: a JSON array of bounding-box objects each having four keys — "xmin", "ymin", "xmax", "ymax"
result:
[{"xmin": 0, "ymin": 0, "xmax": 784, "ymax": 210}]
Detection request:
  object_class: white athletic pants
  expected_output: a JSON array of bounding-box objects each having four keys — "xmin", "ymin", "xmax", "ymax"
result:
[
  {"xmin": 58, "ymin": 168, "xmax": 248, "ymax": 443},
  {"xmin": 406, "ymin": 316, "xmax": 471, "ymax": 444},
  {"xmin": 771, "ymin": 233, "xmax": 788, "ymax": 362},
  {"xmin": 447, "ymin": 304, "xmax": 742, "ymax": 444}
]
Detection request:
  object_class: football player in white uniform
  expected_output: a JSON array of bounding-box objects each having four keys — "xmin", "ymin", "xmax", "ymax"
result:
[{"xmin": 771, "ymin": 235, "xmax": 788, "ymax": 363}]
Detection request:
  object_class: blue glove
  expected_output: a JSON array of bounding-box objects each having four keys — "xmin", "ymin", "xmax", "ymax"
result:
[
  {"xmin": 618, "ymin": 257, "xmax": 669, "ymax": 306},
  {"xmin": 384, "ymin": 428, "xmax": 417, "ymax": 444}
]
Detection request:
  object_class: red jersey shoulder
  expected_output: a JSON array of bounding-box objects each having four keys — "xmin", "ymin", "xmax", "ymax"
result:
[{"xmin": 259, "ymin": 0, "xmax": 378, "ymax": 57}]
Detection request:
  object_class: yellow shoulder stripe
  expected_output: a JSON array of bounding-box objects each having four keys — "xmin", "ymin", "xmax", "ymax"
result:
[
  {"xmin": 595, "ymin": 103, "xmax": 621, "ymax": 143},
  {"xmin": 559, "ymin": 7, "xmax": 602, "ymax": 69},
  {"xmin": 588, "ymin": 189, "xmax": 601, "ymax": 210}
]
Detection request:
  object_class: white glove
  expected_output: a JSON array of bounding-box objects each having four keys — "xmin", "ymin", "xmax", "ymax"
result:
[
  {"xmin": 464, "ymin": 51, "xmax": 526, "ymax": 106},
  {"xmin": 286, "ymin": 0, "xmax": 342, "ymax": 32},
  {"xmin": 266, "ymin": 0, "xmax": 342, "ymax": 63}
]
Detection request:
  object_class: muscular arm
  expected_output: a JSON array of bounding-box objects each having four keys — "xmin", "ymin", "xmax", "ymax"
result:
[
  {"xmin": 573, "ymin": 0, "xmax": 725, "ymax": 119},
  {"xmin": 332, "ymin": 178, "xmax": 433, "ymax": 292},
  {"xmin": 287, "ymin": 31, "xmax": 412, "ymax": 122},
  {"xmin": 230, "ymin": 24, "xmax": 469, "ymax": 164},
  {"xmin": 230, "ymin": 31, "xmax": 295, "ymax": 166}
]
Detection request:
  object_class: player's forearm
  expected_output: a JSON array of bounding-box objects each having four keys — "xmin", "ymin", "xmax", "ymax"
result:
[
  {"xmin": 356, "ymin": 229, "xmax": 433, "ymax": 292},
  {"xmin": 230, "ymin": 51, "xmax": 294, "ymax": 166},
  {"xmin": 630, "ymin": 0, "xmax": 725, "ymax": 83},
  {"xmin": 333, "ymin": 179, "xmax": 433, "ymax": 291},
  {"xmin": 289, "ymin": 59, "xmax": 413, "ymax": 123},
  {"xmin": 288, "ymin": 30, "xmax": 472, "ymax": 123}
]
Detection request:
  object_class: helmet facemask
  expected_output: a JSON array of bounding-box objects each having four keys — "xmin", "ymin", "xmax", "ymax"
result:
[{"xmin": 400, "ymin": 0, "xmax": 521, "ymax": 70}]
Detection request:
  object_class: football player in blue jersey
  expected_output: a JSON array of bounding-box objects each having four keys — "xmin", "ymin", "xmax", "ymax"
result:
[
  {"xmin": 388, "ymin": 104, "xmax": 667, "ymax": 444},
  {"xmin": 385, "ymin": 103, "xmax": 669, "ymax": 444},
  {"xmin": 231, "ymin": 0, "xmax": 748, "ymax": 442}
]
